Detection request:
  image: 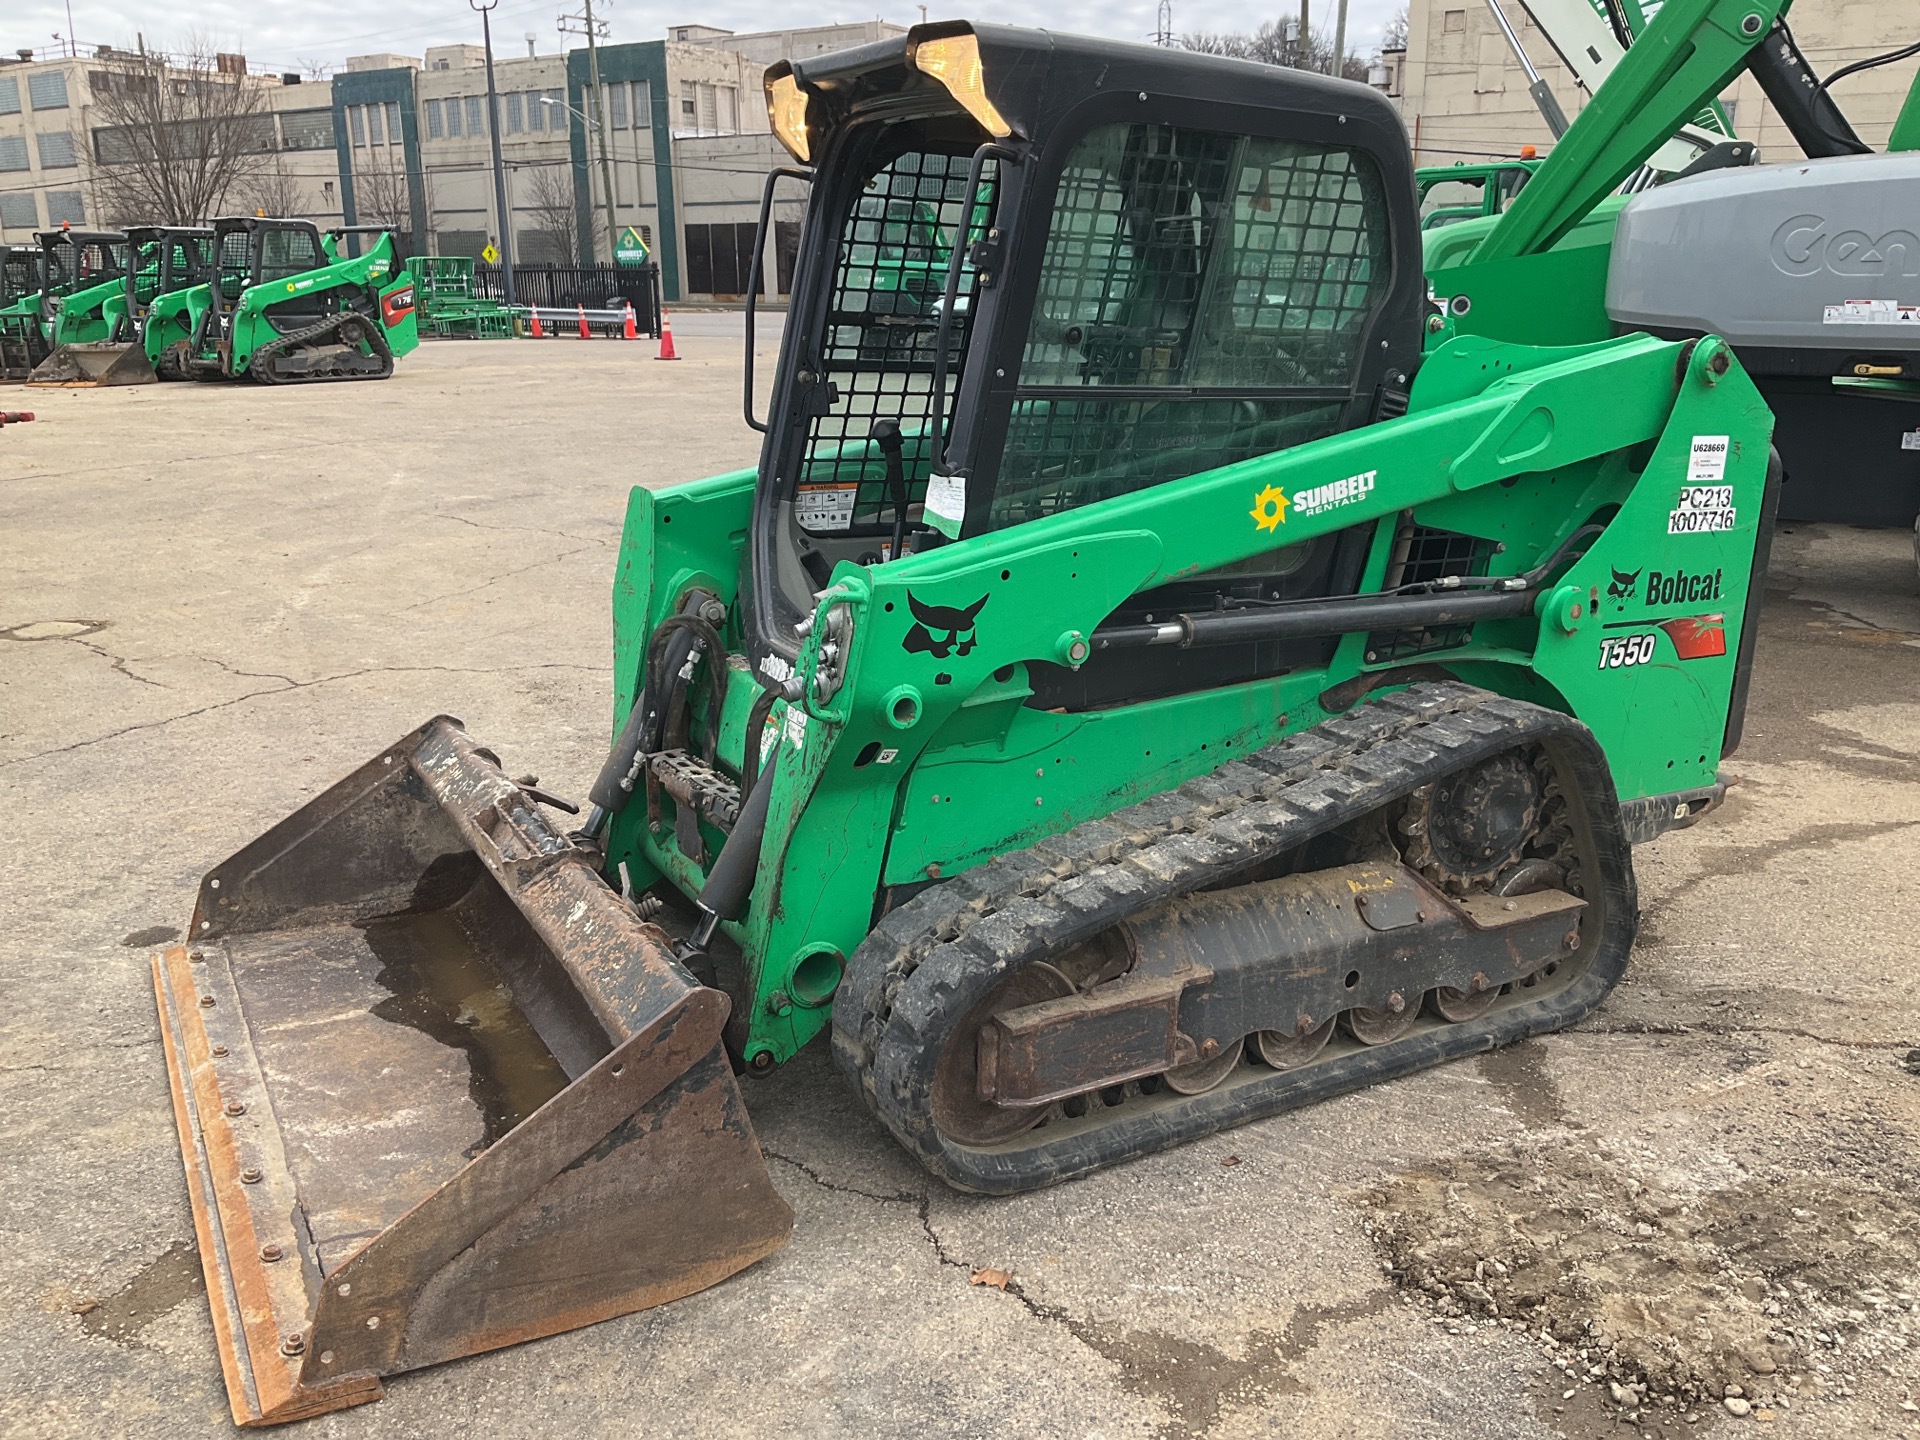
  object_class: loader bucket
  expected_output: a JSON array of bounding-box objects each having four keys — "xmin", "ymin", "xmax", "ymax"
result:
[
  {"xmin": 27, "ymin": 341, "xmax": 157, "ymax": 386},
  {"xmin": 153, "ymin": 716, "xmax": 792, "ymax": 1426}
]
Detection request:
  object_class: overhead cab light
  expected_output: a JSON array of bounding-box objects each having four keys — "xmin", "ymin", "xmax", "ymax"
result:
[
  {"xmin": 766, "ymin": 71, "xmax": 812, "ymax": 163},
  {"xmin": 911, "ymin": 33, "xmax": 1012, "ymax": 138}
]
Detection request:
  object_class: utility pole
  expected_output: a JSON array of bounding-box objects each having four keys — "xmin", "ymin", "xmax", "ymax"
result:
[
  {"xmin": 558, "ymin": 1, "xmax": 618, "ymax": 264},
  {"xmin": 1154, "ymin": 0, "xmax": 1173, "ymax": 46},
  {"xmin": 472, "ymin": 0, "xmax": 516, "ymax": 306},
  {"xmin": 1298, "ymin": 0, "xmax": 1312, "ymax": 70},
  {"xmin": 1332, "ymin": 0, "xmax": 1349, "ymax": 78}
]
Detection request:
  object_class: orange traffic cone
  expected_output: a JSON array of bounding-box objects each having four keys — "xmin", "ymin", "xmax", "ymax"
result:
[
  {"xmin": 656, "ymin": 310, "xmax": 679, "ymax": 361},
  {"xmin": 623, "ymin": 302, "xmax": 638, "ymax": 341},
  {"xmin": 529, "ymin": 308, "xmax": 545, "ymax": 338},
  {"xmin": 577, "ymin": 305, "xmax": 590, "ymax": 340}
]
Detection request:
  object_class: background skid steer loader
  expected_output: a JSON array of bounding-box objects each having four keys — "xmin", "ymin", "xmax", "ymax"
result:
[
  {"xmin": 25, "ymin": 227, "xmax": 155, "ymax": 387},
  {"xmin": 172, "ymin": 217, "xmax": 419, "ymax": 384},
  {"xmin": 0, "ymin": 243, "xmax": 48, "ymax": 380},
  {"xmin": 155, "ymin": 0, "xmax": 1784, "ymax": 1425}
]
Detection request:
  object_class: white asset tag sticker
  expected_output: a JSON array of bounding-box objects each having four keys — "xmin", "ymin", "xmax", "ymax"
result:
[
  {"xmin": 795, "ymin": 484, "xmax": 857, "ymax": 531},
  {"xmin": 1687, "ymin": 435, "xmax": 1729, "ymax": 483},
  {"xmin": 1669, "ymin": 485, "xmax": 1737, "ymax": 535},
  {"xmin": 1902, "ymin": 428, "xmax": 1920, "ymax": 452},
  {"xmin": 925, "ymin": 471, "xmax": 966, "ymax": 539}
]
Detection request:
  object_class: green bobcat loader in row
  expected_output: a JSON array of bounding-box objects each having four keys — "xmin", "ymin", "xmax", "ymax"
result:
[
  {"xmin": 147, "ymin": 216, "xmax": 418, "ymax": 383},
  {"xmin": 21, "ymin": 227, "xmax": 157, "ymax": 386},
  {"xmin": 153, "ymin": 0, "xmax": 1783, "ymax": 1424},
  {"xmin": 27, "ymin": 226, "xmax": 214, "ymax": 387},
  {"xmin": 0, "ymin": 243, "xmax": 47, "ymax": 380}
]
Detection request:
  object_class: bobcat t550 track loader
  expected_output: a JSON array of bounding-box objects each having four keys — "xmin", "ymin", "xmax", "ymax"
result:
[{"xmin": 152, "ymin": 5, "xmax": 1781, "ymax": 1425}]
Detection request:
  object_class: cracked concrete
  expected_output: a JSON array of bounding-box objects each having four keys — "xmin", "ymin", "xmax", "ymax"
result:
[{"xmin": 3, "ymin": 340, "xmax": 1920, "ymax": 1439}]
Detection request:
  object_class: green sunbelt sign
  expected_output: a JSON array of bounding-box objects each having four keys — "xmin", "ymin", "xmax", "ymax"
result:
[{"xmin": 615, "ymin": 227, "xmax": 651, "ymax": 266}]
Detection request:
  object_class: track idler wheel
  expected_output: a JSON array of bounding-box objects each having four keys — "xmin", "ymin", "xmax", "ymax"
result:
[
  {"xmin": 1250, "ymin": 1017, "xmax": 1336, "ymax": 1071},
  {"xmin": 1163, "ymin": 1036, "xmax": 1245, "ymax": 1094},
  {"xmin": 1344, "ymin": 992, "xmax": 1423, "ymax": 1045}
]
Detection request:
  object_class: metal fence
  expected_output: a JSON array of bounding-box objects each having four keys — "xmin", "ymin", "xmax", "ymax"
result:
[{"xmin": 472, "ymin": 263, "xmax": 662, "ymax": 337}]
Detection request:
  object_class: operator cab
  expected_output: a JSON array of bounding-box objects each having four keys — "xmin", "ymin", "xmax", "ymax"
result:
[
  {"xmin": 1417, "ymin": 160, "xmax": 1538, "ymax": 231},
  {"xmin": 124, "ymin": 225, "xmax": 216, "ymax": 321},
  {"xmin": 746, "ymin": 22, "xmax": 1425, "ymax": 699},
  {"xmin": 210, "ymin": 216, "xmax": 330, "ymax": 327},
  {"xmin": 0, "ymin": 244, "xmax": 43, "ymax": 308},
  {"xmin": 34, "ymin": 229, "xmax": 131, "ymax": 317}
]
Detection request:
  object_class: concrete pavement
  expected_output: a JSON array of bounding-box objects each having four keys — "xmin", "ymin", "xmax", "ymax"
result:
[{"xmin": 3, "ymin": 339, "xmax": 1918, "ymax": 1440}]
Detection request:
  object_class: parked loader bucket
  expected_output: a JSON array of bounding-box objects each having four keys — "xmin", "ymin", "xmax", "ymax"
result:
[
  {"xmin": 27, "ymin": 341, "xmax": 157, "ymax": 386},
  {"xmin": 153, "ymin": 716, "xmax": 792, "ymax": 1426}
]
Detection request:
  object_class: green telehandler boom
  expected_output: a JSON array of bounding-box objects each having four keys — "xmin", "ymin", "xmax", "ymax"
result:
[
  {"xmin": 153, "ymin": 1, "xmax": 1786, "ymax": 1425},
  {"xmin": 161, "ymin": 216, "xmax": 419, "ymax": 384}
]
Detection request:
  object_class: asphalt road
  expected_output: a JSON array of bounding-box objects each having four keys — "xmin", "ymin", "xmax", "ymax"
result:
[{"xmin": 3, "ymin": 339, "xmax": 1918, "ymax": 1440}]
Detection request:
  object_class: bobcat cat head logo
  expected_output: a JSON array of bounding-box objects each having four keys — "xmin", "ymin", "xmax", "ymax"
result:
[
  {"xmin": 903, "ymin": 592, "xmax": 987, "ymax": 659},
  {"xmin": 1608, "ymin": 567, "xmax": 1642, "ymax": 606}
]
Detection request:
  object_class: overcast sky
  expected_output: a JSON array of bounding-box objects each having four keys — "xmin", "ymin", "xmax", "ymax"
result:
[{"xmin": 13, "ymin": 0, "xmax": 1403, "ymax": 78}]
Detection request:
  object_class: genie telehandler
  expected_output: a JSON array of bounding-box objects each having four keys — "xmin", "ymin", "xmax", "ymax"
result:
[{"xmin": 153, "ymin": 1, "xmax": 1784, "ymax": 1424}]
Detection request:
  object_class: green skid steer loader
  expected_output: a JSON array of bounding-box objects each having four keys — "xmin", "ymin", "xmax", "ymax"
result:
[
  {"xmin": 125, "ymin": 227, "xmax": 221, "ymax": 379},
  {"xmin": 163, "ymin": 216, "xmax": 418, "ymax": 384},
  {"xmin": 23, "ymin": 225, "xmax": 205, "ymax": 389},
  {"xmin": 24, "ymin": 227, "xmax": 156, "ymax": 387},
  {"xmin": 0, "ymin": 243, "xmax": 48, "ymax": 380},
  {"xmin": 154, "ymin": 2, "xmax": 1784, "ymax": 1426}
]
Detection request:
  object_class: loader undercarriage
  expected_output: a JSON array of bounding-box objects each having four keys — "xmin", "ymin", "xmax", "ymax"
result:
[{"xmin": 835, "ymin": 683, "xmax": 1632, "ymax": 1193}]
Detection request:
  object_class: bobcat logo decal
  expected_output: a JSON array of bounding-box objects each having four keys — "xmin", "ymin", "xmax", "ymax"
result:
[
  {"xmin": 903, "ymin": 592, "xmax": 987, "ymax": 659},
  {"xmin": 1608, "ymin": 567, "xmax": 1642, "ymax": 609}
]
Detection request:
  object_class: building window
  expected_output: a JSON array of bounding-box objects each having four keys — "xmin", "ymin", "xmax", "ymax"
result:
[
  {"xmin": 29, "ymin": 71, "xmax": 70, "ymax": 110},
  {"xmin": 465, "ymin": 95, "xmax": 484, "ymax": 135},
  {"xmin": 446, "ymin": 97, "xmax": 462, "ymax": 137},
  {"xmin": 1443, "ymin": 9, "xmax": 1467, "ymax": 30},
  {"xmin": 525, "ymin": 91, "xmax": 544, "ymax": 131},
  {"xmin": 506, "ymin": 91, "xmax": 523, "ymax": 132},
  {"xmin": 425, "ymin": 98, "xmax": 444, "ymax": 139},
  {"xmin": 349, "ymin": 105, "xmax": 366, "ymax": 145},
  {"xmin": 367, "ymin": 103, "xmax": 384, "ymax": 145},
  {"xmin": 36, "ymin": 131, "xmax": 77, "ymax": 168},
  {"xmin": 717, "ymin": 85, "xmax": 736, "ymax": 133},
  {"xmin": 0, "ymin": 77, "xmax": 19, "ymax": 116},
  {"xmin": 548, "ymin": 88, "xmax": 564, "ymax": 122},
  {"xmin": 683, "ymin": 222, "xmax": 763, "ymax": 297},
  {"xmin": 607, "ymin": 81, "xmax": 627, "ymax": 130},
  {"xmin": 681, "ymin": 81, "xmax": 696, "ymax": 123},
  {"xmin": 0, "ymin": 192, "xmax": 36, "ymax": 227},
  {"xmin": 386, "ymin": 101, "xmax": 402, "ymax": 143},
  {"xmin": 280, "ymin": 107, "xmax": 334, "ymax": 150},
  {"xmin": 46, "ymin": 189, "xmax": 85, "ymax": 224},
  {"xmin": 0, "ymin": 135, "xmax": 27, "ymax": 171},
  {"xmin": 633, "ymin": 79, "xmax": 651, "ymax": 128}
]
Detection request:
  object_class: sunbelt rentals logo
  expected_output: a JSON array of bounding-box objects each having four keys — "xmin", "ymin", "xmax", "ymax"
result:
[{"xmin": 1251, "ymin": 470, "xmax": 1376, "ymax": 532}]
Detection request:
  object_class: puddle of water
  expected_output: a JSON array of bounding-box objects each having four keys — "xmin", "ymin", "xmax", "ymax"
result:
[
  {"xmin": 76, "ymin": 1240, "xmax": 204, "ymax": 1344},
  {"xmin": 362, "ymin": 907, "xmax": 571, "ymax": 1148}
]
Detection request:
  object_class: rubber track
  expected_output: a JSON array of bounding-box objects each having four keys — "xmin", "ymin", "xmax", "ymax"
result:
[
  {"xmin": 251, "ymin": 310, "xmax": 394, "ymax": 385},
  {"xmin": 832, "ymin": 681, "xmax": 1638, "ymax": 1195}
]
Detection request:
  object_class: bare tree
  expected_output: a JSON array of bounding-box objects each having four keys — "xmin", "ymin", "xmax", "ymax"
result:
[
  {"xmin": 87, "ymin": 42, "xmax": 279, "ymax": 224},
  {"xmin": 1382, "ymin": 6, "xmax": 1411, "ymax": 50},
  {"xmin": 522, "ymin": 163, "xmax": 582, "ymax": 264},
  {"xmin": 1182, "ymin": 22, "xmax": 1370, "ymax": 80},
  {"xmin": 230, "ymin": 161, "xmax": 308, "ymax": 219},
  {"xmin": 352, "ymin": 154, "xmax": 414, "ymax": 236}
]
